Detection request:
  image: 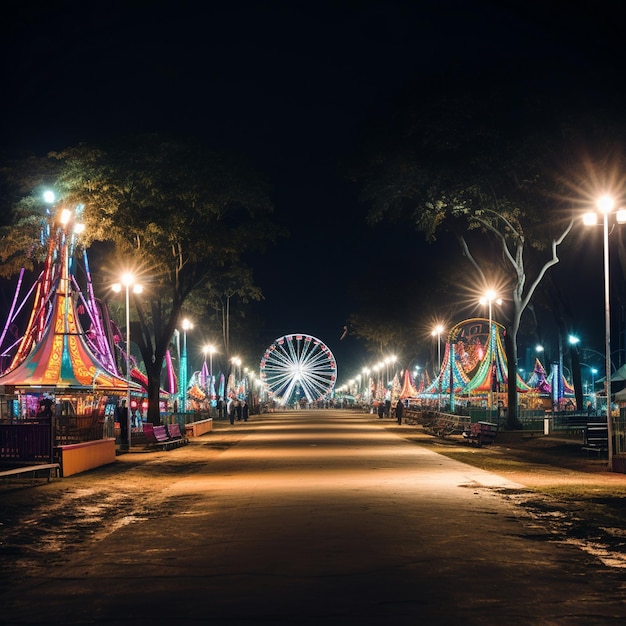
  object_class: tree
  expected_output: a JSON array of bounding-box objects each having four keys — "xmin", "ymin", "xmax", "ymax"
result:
[
  {"xmin": 204, "ymin": 265, "xmax": 263, "ymax": 359},
  {"xmin": 1, "ymin": 134, "xmax": 282, "ymax": 423},
  {"xmin": 182, "ymin": 264, "xmax": 265, "ymax": 382},
  {"xmin": 348, "ymin": 312, "xmax": 407, "ymax": 360},
  {"xmin": 345, "ymin": 68, "xmax": 624, "ymax": 427}
]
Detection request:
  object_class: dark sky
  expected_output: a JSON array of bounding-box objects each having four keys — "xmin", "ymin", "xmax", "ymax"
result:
[{"xmin": 2, "ymin": 0, "xmax": 626, "ymax": 380}]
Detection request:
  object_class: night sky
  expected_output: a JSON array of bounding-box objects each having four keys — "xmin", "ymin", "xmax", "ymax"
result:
[{"xmin": 2, "ymin": 0, "xmax": 626, "ymax": 381}]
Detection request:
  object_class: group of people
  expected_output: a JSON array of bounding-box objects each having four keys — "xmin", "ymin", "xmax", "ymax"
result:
[
  {"xmin": 376, "ymin": 398, "xmax": 406, "ymax": 425},
  {"xmin": 226, "ymin": 397, "xmax": 249, "ymax": 425}
]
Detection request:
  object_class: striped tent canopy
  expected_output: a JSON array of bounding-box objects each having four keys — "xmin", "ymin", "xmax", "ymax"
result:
[
  {"xmin": 0, "ymin": 218, "xmax": 139, "ymax": 393},
  {"xmin": 399, "ymin": 369, "xmax": 418, "ymax": 399}
]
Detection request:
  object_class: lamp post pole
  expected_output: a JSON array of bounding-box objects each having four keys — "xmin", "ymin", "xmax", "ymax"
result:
[
  {"xmin": 112, "ymin": 274, "xmax": 142, "ymax": 450},
  {"xmin": 583, "ymin": 196, "xmax": 626, "ymax": 469},
  {"xmin": 602, "ymin": 205, "xmax": 614, "ymax": 466},
  {"xmin": 480, "ymin": 290, "xmax": 501, "ymax": 415},
  {"xmin": 124, "ymin": 281, "xmax": 131, "ymax": 448},
  {"xmin": 180, "ymin": 319, "xmax": 193, "ymax": 413},
  {"xmin": 432, "ymin": 325, "xmax": 443, "ymax": 412},
  {"xmin": 592, "ymin": 368, "xmax": 597, "ymax": 410},
  {"xmin": 488, "ymin": 299, "xmax": 494, "ymax": 415}
]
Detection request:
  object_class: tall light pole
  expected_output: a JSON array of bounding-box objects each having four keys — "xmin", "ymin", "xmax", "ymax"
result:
[
  {"xmin": 362, "ymin": 367, "xmax": 370, "ymax": 403},
  {"xmin": 432, "ymin": 324, "xmax": 444, "ymax": 411},
  {"xmin": 208, "ymin": 345, "xmax": 216, "ymax": 378},
  {"xmin": 480, "ymin": 290, "xmax": 502, "ymax": 414},
  {"xmin": 231, "ymin": 356, "xmax": 241, "ymax": 397},
  {"xmin": 580, "ymin": 364, "xmax": 598, "ymax": 410},
  {"xmin": 583, "ymin": 195, "xmax": 626, "ymax": 468},
  {"xmin": 112, "ymin": 273, "xmax": 143, "ymax": 450},
  {"xmin": 384, "ymin": 356, "xmax": 391, "ymax": 399},
  {"xmin": 179, "ymin": 318, "xmax": 193, "ymax": 413},
  {"xmin": 384, "ymin": 354, "xmax": 397, "ymax": 401}
]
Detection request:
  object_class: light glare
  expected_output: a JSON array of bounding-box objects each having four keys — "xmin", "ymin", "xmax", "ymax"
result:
[
  {"xmin": 597, "ymin": 195, "xmax": 615, "ymax": 213},
  {"xmin": 583, "ymin": 212, "xmax": 598, "ymax": 226}
]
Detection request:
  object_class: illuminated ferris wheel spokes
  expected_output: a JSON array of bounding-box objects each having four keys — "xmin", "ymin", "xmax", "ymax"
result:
[{"xmin": 260, "ymin": 334, "xmax": 337, "ymax": 404}]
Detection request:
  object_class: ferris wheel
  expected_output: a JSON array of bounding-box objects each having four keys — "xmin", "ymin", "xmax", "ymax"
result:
[{"xmin": 260, "ymin": 334, "xmax": 337, "ymax": 404}]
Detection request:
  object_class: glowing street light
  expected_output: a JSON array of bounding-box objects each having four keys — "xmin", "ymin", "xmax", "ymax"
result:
[
  {"xmin": 112, "ymin": 273, "xmax": 143, "ymax": 449},
  {"xmin": 206, "ymin": 344, "xmax": 216, "ymax": 377},
  {"xmin": 231, "ymin": 356, "xmax": 242, "ymax": 397},
  {"xmin": 179, "ymin": 318, "xmax": 193, "ymax": 413},
  {"xmin": 582, "ymin": 195, "xmax": 626, "ymax": 469},
  {"xmin": 431, "ymin": 324, "xmax": 444, "ymax": 412},
  {"xmin": 480, "ymin": 290, "xmax": 502, "ymax": 414},
  {"xmin": 362, "ymin": 367, "xmax": 371, "ymax": 401}
]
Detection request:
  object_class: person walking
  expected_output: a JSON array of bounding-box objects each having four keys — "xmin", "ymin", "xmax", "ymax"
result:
[
  {"xmin": 227, "ymin": 397, "xmax": 236, "ymax": 425},
  {"xmin": 396, "ymin": 398, "xmax": 404, "ymax": 425},
  {"xmin": 377, "ymin": 402, "xmax": 384, "ymax": 419},
  {"xmin": 241, "ymin": 400, "xmax": 249, "ymax": 422},
  {"xmin": 115, "ymin": 399, "xmax": 129, "ymax": 447}
]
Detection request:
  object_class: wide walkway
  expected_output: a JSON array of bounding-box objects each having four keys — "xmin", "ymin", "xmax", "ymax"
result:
[{"xmin": 2, "ymin": 410, "xmax": 625, "ymax": 624}]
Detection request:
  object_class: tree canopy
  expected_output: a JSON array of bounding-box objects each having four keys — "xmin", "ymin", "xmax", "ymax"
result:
[{"xmin": 346, "ymin": 66, "xmax": 626, "ymax": 423}]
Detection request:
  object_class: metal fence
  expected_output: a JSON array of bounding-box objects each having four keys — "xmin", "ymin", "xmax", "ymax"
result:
[{"xmin": 0, "ymin": 422, "xmax": 54, "ymax": 462}]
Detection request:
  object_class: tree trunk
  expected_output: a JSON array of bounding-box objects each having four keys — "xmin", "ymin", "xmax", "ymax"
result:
[
  {"xmin": 145, "ymin": 360, "xmax": 162, "ymax": 425},
  {"xmin": 504, "ymin": 328, "xmax": 519, "ymax": 429},
  {"xmin": 570, "ymin": 345, "xmax": 583, "ymax": 410}
]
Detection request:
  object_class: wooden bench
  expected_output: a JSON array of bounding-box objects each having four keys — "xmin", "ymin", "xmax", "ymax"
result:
[
  {"xmin": 0, "ymin": 463, "xmax": 61, "ymax": 484},
  {"xmin": 143, "ymin": 423, "xmax": 188, "ymax": 450},
  {"xmin": 462, "ymin": 421, "xmax": 498, "ymax": 447},
  {"xmin": 582, "ymin": 422, "xmax": 608, "ymax": 455},
  {"xmin": 166, "ymin": 423, "xmax": 189, "ymax": 445},
  {"xmin": 432, "ymin": 417, "xmax": 458, "ymax": 437},
  {"xmin": 143, "ymin": 423, "xmax": 175, "ymax": 450},
  {"xmin": 423, "ymin": 414, "xmax": 468, "ymax": 438}
]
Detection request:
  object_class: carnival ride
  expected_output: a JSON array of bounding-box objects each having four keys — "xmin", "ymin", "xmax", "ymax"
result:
[
  {"xmin": 393, "ymin": 317, "xmax": 574, "ymax": 407},
  {"xmin": 0, "ymin": 202, "xmax": 229, "ymax": 422},
  {"xmin": 0, "ymin": 204, "xmax": 147, "ymax": 424},
  {"xmin": 260, "ymin": 334, "xmax": 336, "ymax": 405}
]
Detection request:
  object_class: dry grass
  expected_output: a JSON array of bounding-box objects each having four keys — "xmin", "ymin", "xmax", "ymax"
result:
[{"xmin": 397, "ymin": 425, "xmax": 626, "ymax": 532}]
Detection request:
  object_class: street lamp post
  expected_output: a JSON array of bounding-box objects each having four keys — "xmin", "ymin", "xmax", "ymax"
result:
[
  {"xmin": 583, "ymin": 195, "xmax": 626, "ymax": 468},
  {"xmin": 112, "ymin": 273, "xmax": 143, "ymax": 450},
  {"xmin": 202, "ymin": 344, "xmax": 216, "ymax": 391},
  {"xmin": 362, "ymin": 367, "xmax": 370, "ymax": 403},
  {"xmin": 179, "ymin": 318, "xmax": 193, "ymax": 413},
  {"xmin": 580, "ymin": 364, "xmax": 598, "ymax": 411},
  {"xmin": 231, "ymin": 357, "xmax": 242, "ymax": 397},
  {"xmin": 480, "ymin": 290, "xmax": 502, "ymax": 415},
  {"xmin": 208, "ymin": 345, "xmax": 215, "ymax": 378},
  {"xmin": 432, "ymin": 325, "xmax": 444, "ymax": 412},
  {"xmin": 384, "ymin": 356, "xmax": 391, "ymax": 401}
]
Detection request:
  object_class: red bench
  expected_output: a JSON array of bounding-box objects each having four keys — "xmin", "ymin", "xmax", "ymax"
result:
[
  {"xmin": 166, "ymin": 423, "xmax": 189, "ymax": 444},
  {"xmin": 142, "ymin": 423, "xmax": 173, "ymax": 450},
  {"xmin": 142, "ymin": 423, "xmax": 188, "ymax": 450}
]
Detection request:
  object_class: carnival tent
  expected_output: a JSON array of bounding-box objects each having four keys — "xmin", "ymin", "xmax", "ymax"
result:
[
  {"xmin": 0, "ymin": 220, "xmax": 138, "ymax": 393},
  {"xmin": 399, "ymin": 369, "xmax": 418, "ymax": 398},
  {"xmin": 596, "ymin": 362, "xmax": 626, "ymax": 383},
  {"xmin": 526, "ymin": 358, "xmax": 552, "ymax": 394},
  {"xmin": 0, "ymin": 274, "xmax": 136, "ymax": 391}
]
